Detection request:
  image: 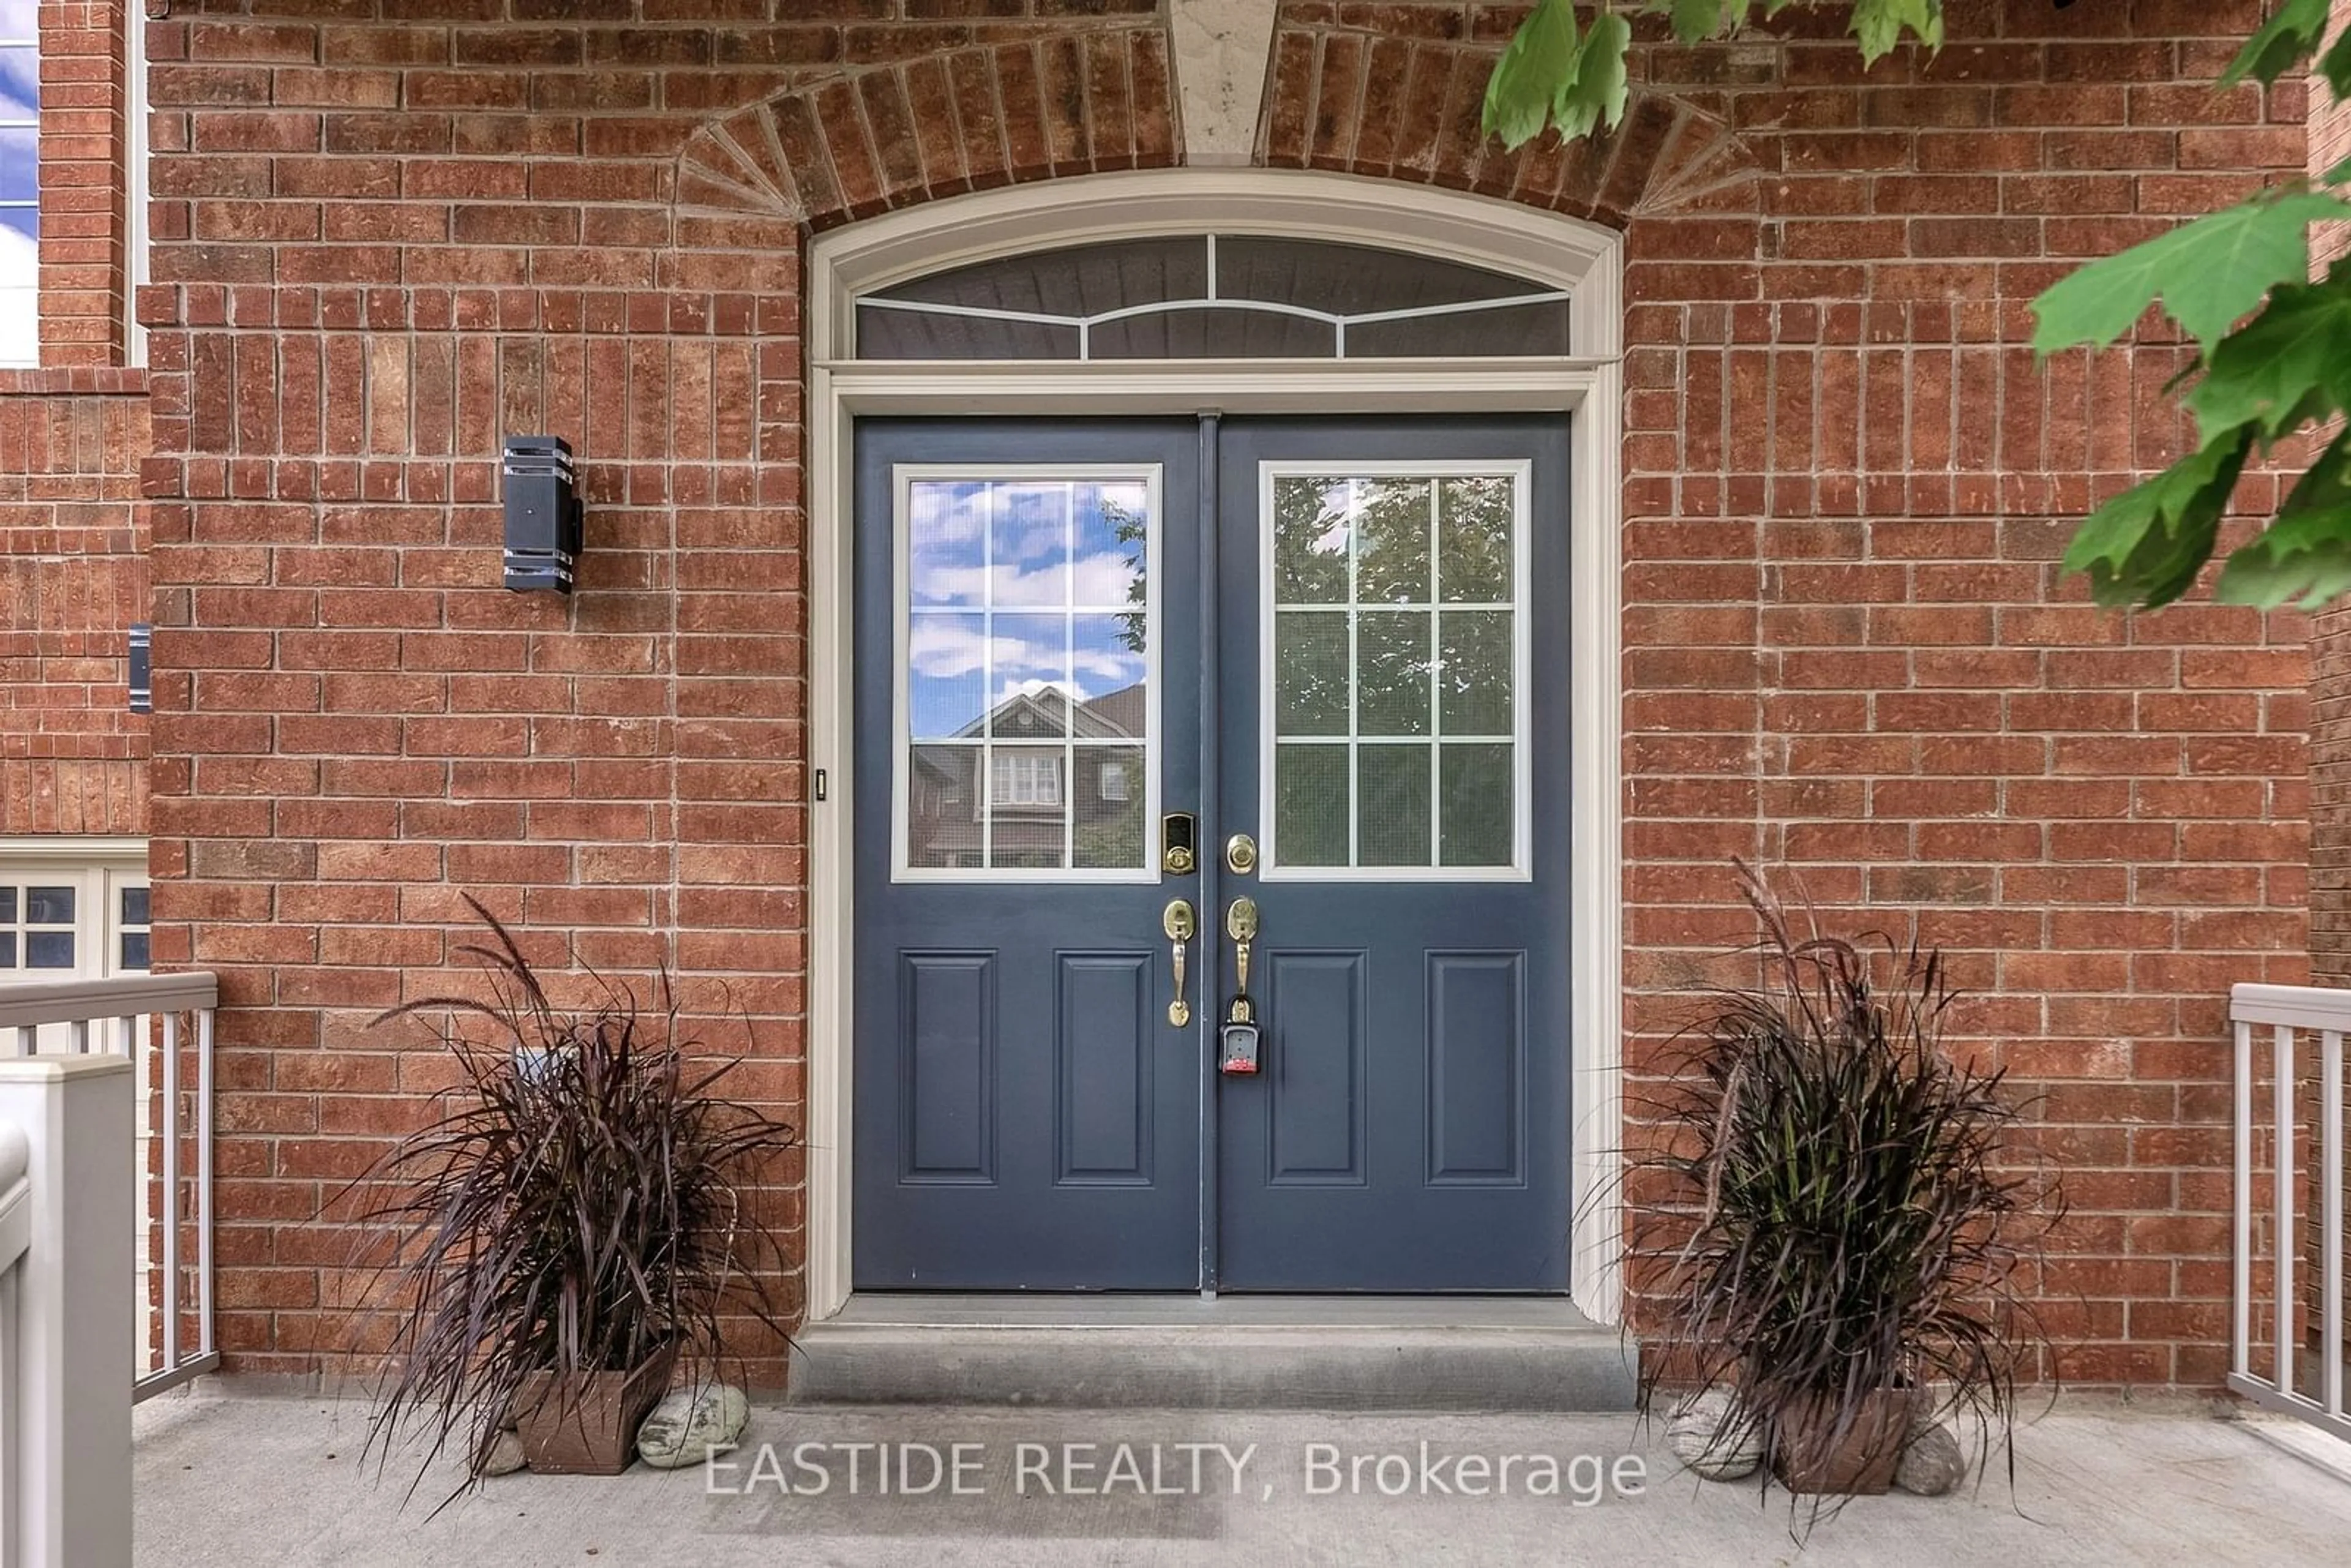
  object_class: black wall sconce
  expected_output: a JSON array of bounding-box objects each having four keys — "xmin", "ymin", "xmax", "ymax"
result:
[
  {"xmin": 127, "ymin": 623, "xmax": 151, "ymax": 713},
  {"xmin": 503, "ymin": 435, "xmax": 582, "ymax": 594}
]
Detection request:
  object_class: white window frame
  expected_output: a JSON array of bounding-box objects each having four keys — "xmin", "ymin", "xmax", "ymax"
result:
[
  {"xmin": 804, "ymin": 170, "xmax": 1625, "ymax": 1328},
  {"xmin": 0, "ymin": 17, "xmax": 39, "ymax": 369},
  {"xmin": 0, "ymin": 836, "xmax": 151, "ymax": 978},
  {"xmin": 891, "ymin": 462, "xmax": 1164, "ymax": 885},
  {"xmin": 1256, "ymin": 460, "xmax": 1533, "ymax": 883}
]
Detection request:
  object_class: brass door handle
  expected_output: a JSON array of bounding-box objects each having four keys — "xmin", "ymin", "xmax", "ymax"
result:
[
  {"xmin": 1163, "ymin": 899, "xmax": 1196, "ymax": 1027},
  {"xmin": 1225, "ymin": 897, "xmax": 1258, "ymax": 1022},
  {"xmin": 1221, "ymin": 896, "xmax": 1262, "ymax": 1074}
]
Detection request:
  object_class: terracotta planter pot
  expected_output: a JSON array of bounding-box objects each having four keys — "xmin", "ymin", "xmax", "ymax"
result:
[
  {"xmin": 1771, "ymin": 1387, "xmax": 1915, "ymax": 1496},
  {"xmin": 513, "ymin": 1343, "xmax": 678, "ymax": 1476}
]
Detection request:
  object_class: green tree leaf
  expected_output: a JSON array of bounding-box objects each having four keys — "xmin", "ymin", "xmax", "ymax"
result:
[
  {"xmin": 1666, "ymin": 0, "xmax": 1731, "ymax": 45},
  {"xmin": 2061, "ymin": 426, "xmax": 2256, "ymax": 609},
  {"xmin": 2184, "ymin": 275, "xmax": 2351, "ymax": 441},
  {"xmin": 2030, "ymin": 192, "xmax": 2351, "ymax": 356},
  {"xmin": 2322, "ymin": 24, "xmax": 2351, "ymax": 95},
  {"xmin": 1553, "ymin": 12, "xmax": 1635, "ymax": 140},
  {"xmin": 1849, "ymin": 0, "xmax": 1942, "ymax": 62},
  {"xmin": 2221, "ymin": 0, "xmax": 2333, "ymax": 88},
  {"xmin": 2215, "ymin": 434, "xmax": 2351, "ymax": 608},
  {"xmin": 1482, "ymin": 0, "xmax": 1581, "ymax": 149}
]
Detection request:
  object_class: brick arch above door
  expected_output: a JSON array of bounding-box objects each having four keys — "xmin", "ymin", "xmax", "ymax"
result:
[
  {"xmin": 673, "ymin": 31, "xmax": 1183, "ymax": 238},
  {"xmin": 1255, "ymin": 11, "xmax": 1763, "ymax": 225},
  {"xmin": 670, "ymin": 24, "xmax": 1755, "ymax": 236}
]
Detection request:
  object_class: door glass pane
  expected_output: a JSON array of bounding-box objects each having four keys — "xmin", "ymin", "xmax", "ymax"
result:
[
  {"xmin": 907, "ymin": 481, "xmax": 987, "ymax": 606},
  {"xmin": 1272, "ymin": 477, "xmax": 1350, "ymax": 604},
  {"xmin": 1265, "ymin": 468, "xmax": 1523, "ymax": 875},
  {"xmin": 991, "ymin": 613, "xmax": 1070, "ymax": 738},
  {"xmin": 901, "ymin": 470, "xmax": 1155, "ymax": 877},
  {"xmin": 26, "ymin": 932, "xmax": 72, "ymax": 969},
  {"xmin": 1439, "ymin": 476, "xmax": 1514, "ymax": 602},
  {"xmin": 1357, "ymin": 610, "xmax": 1431, "ymax": 737},
  {"xmin": 1355, "ymin": 479, "xmax": 1431, "ymax": 604},
  {"xmin": 988, "ymin": 747, "xmax": 1068, "ymax": 869},
  {"xmin": 1438, "ymin": 610, "xmax": 1512, "ymax": 736},
  {"xmin": 1358, "ymin": 744, "xmax": 1433, "ymax": 868},
  {"xmin": 907, "ymin": 612, "xmax": 989, "ymax": 740},
  {"xmin": 990, "ymin": 484, "xmax": 1070, "ymax": 606},
  {"xmin": 907, "ymin": 744, "xmax": 984, "ymax": 870},
  {"xmin": 1441, "ymin": 745, "xmax": 1514, "ymax": 866},
  {"xmin": 1074, "ymin": 743, "xmax": 1147, "ymax": 869},
  {"xmin": 25, "ymin": 886, "xmax": 73, "ymax": 925},
  {"xmin": 1274, "ymin": 743, "xmax": 1349, "ymax": 868},
  {"xmin": 1274, "ymin": 612, "xmax": 1347, "ymax": 735}
]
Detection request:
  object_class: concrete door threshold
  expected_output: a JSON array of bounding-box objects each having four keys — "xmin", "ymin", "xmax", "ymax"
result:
[{"xmin": 789, "ymin": 1294, "xmax": 1638, "ymax": 1411}]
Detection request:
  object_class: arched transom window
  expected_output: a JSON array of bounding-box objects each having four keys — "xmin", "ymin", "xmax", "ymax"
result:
[{"xmin": 853, "ymin": 234, "xmax": 1574, "ymax": 362}]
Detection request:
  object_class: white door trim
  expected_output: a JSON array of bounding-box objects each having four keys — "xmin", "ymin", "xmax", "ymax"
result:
[{"xmin": 804, "ymin": 169, "xmax": 1624, "ymax": 1326}]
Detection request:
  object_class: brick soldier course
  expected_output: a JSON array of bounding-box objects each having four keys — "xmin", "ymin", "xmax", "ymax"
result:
[{"xmin": 0, "ymin": 0, "xmax": 2325, "ymax": 1386}]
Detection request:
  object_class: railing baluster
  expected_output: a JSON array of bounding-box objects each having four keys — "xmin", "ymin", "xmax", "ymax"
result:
[
  {"xmin": 2276, "ymin": 1023, "xmax": 2297, "ymax": 1402},
  {"xmin": 161, "ymin": 1008, "xmax": 180, "ymax": 1378},
  {"xmin": 2235, "ymin": 1017, "xmax": 2252, "ymax": 1384},
  {"xmin": 69, "ymin": 1018, "xmax": 87, "ymax": 1055},
  {"xmin": 2324, "ymin": 1029, "xmax": 2344, "ymax": 1422},
  {"xmin": 10, "ymin": 1025, "xmax": 26, "ymax": 1057},
  {"xmin": 197, "ymin": 1005, "xmax": 215, "ymax": 1364}
]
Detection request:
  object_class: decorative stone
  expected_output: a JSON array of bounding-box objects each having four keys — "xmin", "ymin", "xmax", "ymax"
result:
[
  {"xmin": 636, "ymin": 1383, "xmax": 750, "ymax": 1471},
  {"xmin": 478, "ymin": 1429, "xmax": 527, "ymax": 1477},
  {"xmin": 1169, "ymin": 0, "xmax": 1281, "ymax": 166},
  {"xmin": 1667, "ymin": 1388, "xmax": 1764, "ymax": 1481},
  {"xmin": 1895, "ymin": 1423, "xmax": 1966, "ymax": 1496}
]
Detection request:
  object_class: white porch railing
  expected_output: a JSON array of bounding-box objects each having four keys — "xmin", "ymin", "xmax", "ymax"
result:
[
  {"xmin": 0, "ymin": 973, "xmax": 218, "ymax": 1401},
  {"xmin": 2228, "ymin": 983, "xmax": 2350, "ymax": 1444},
  {"xmin": 0, "ymin": 1049, "xmax": 135, "ymax": 1566},
  {"xmin": 0, "ymin": 1117, "xmax": 31, "ymax": 1564}
]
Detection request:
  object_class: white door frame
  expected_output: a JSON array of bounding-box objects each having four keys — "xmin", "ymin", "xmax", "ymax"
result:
[{"xmin": 803, "ymin": 169, "xmax": 1624, "ymax": 1325}]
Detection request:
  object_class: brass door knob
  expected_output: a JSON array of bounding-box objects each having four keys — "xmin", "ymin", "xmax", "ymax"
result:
[{"xmin": 1224, "ymin": 833, "xmax": 1258, "ymax": 875}]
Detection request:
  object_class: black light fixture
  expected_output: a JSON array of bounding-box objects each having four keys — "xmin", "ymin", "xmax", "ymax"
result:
[
  {"xmin": 127, "ymin": 623, "xmax": 151, "ymax": 713},
  {"xmin": 502, "ymin": 435, "xmax": 582, "ymax": 594}
]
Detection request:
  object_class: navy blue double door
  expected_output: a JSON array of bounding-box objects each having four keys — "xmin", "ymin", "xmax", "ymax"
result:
[{"xmin": 853, "ymin": 415, "xmax": 1570, "ymax": 1291}]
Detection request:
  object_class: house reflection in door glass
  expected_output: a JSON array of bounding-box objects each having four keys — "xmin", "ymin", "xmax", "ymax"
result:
[
  {"xmin": 902, "ymin": 474, "xmax": 1153, "ymax": 874},
  {"xmin": 906, "ymin": 688, "xmax": 1150, "ymax": 872}
]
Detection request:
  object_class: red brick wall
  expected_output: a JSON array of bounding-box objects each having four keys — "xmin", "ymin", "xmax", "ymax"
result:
[
  {"xmin": 0, "ymin": 0, "xmax": 147, "ymax": 836},
  {"xmin": 136, "ymin": 0, "xmax": 2310, "ymax": 1386},
  {"xmin": 140, "ymin": 2, "xmax": 1166, "ymax": 1376},
  {"xmin": 0, "ymin": 372, "xmax": 148, "ymax": 834},
  {"xmin": 2308, "ymin": 1, "xmax": 2351, "ymax": 986}
]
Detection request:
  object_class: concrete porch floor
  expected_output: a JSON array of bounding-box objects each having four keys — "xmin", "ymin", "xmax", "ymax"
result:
[{"xmin": 135, "ymin": 1389, "xmax": 2351, "ymax": 1567}]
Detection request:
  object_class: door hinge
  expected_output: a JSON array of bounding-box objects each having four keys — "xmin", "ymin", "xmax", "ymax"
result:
[{"xmin": 814, "ymin": 768, "xmax": 828, "ymax": 802}]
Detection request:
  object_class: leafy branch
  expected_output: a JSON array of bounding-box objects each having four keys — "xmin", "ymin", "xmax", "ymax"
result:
[
  {"xmin": 2031, "ymin": 9, "xmax": 2351, "ymax": 611},
  {"xmin": 1483, "ymin": 0, "xmax": 1943, "ymax": 148},
  {"xmin": 1482, "ymin": 0, "xmax": 2351, "ymax": 611}
]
